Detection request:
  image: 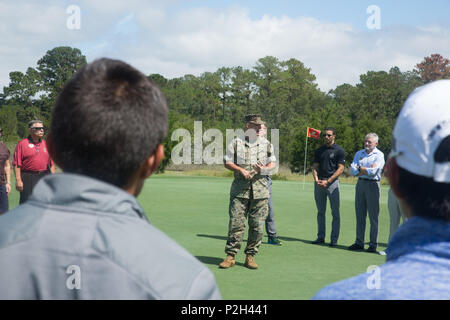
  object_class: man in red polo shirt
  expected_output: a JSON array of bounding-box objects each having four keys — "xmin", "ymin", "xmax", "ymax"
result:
[{"xmin": 13, "ymin": 120, "xmax": 55, "ymax": 204}]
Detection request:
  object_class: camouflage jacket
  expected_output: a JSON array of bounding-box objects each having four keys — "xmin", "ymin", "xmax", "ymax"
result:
[{"xmin": 224, "ymin": 136, "xmax": 276, "ymax": 199}]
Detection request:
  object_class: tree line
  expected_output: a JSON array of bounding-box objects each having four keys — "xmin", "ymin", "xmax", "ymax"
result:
[{"xmin": 1, "ymin": 47, "xmax": 449, "ymax": 173}]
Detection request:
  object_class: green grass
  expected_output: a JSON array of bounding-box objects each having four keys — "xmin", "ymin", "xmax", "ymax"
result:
[
  {"xmin": 7, "ymin": 174, "xmax": 390, "ymax": 299},
  {"xmin": 138, "ymin": 174, "xmax": 390, "ymax": 300},
  {"xmin": 7, "ymin": 185, "xmax": 20, "ymax": 210}
]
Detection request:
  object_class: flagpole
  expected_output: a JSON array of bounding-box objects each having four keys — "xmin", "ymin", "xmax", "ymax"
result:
[{"xmin": 303, "ymin": 127, "xmax": 308, "ymax": 190}]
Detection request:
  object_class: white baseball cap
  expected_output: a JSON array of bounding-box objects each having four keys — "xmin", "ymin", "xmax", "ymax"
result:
[{"xmin": 390, "ymin": 80, "xmax": 450, "ymax": 183}]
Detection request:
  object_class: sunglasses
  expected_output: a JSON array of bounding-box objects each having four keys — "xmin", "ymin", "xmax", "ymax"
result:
[
  {"xmin": 323, "ymin": 134, "xmax": 333, "ymax": 137},
  {"xmin": 31, "ymin": 127, "xmax": 44, "ymax": 131}
]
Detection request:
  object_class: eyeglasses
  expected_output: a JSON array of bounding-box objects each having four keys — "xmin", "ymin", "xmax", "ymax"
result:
[
  {"xmin": 31, "ymin": 127, "xmax": 44, "ymax": 131},
  {"xmin": 323, "ymin": 134, "xmax": 333, "ymax": 137}
]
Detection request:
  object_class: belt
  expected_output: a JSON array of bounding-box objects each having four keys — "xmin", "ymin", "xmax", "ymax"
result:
[
  {"xmin": 21, "ymin": 170, "xmax": 48, "ymax": 175},
  {"xmin": 359, "ymin": 177, "xmax": 379, "ymax": 182}
]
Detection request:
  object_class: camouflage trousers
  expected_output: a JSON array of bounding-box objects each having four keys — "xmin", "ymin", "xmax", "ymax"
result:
[{"xmin": 225, "ymin": 196, "xmax": 269, "ymax": 256}]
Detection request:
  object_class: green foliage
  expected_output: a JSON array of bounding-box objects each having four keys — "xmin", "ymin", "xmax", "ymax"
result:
[
  {"xmin": 0, "ymin": 47, "xmax": 444, "ymax": 174},
  {"xmin": 1, "ymin": 46, "xmax": 87, "ymax": 145},
  {"xmin": 2, "ymin": 68, "xmax": 41, "ymax": 105},
  {"xmin": 37, "ymin": 46, "xmax": 87, "ymax": 99},
  {"xmin": 148, "ymin": 73, "xmax": 168, "ymax": 88},
  {"xmin": 0, "ymin": 105, "xmax": 20, "ymax": 142}
]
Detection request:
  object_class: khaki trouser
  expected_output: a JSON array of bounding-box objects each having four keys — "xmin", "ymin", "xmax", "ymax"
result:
[{"xmin": 225, "ymin": 196, "xmax": 269, "ymax": 256}]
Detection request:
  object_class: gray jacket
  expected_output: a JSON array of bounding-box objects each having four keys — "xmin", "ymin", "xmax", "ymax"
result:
[{"xmin": 0, "ymin": 173, "xmax": 221, "ymax": 299}]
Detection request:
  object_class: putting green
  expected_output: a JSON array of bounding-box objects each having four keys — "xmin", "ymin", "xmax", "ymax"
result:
[
  {"xmin": 139, "ymin": 175, "xmax": 390, "ymax": 300},
  {"xmin": 6, "ymin": 174, "xmax": 391, "ymax": 299}
]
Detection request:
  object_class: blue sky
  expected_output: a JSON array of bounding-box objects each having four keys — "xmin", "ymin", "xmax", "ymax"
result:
[
  {"xmin": 1, "ymin": 1, "xmax": 450, "ymax": 91},
  {"xmin": 175, "ymin": 0, "xmax": 450, "ymax": 29}
]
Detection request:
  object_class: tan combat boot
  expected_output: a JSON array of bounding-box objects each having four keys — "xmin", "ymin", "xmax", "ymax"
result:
[
  {"xmin": 219, "ymin": 255, "xmax": 235, "ymax": 269},
  {"xmin": 244, "ymin": 254, "xmax": 258, "ymax": 269}
]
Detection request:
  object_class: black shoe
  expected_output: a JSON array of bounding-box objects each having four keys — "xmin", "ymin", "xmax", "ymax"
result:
[
  {"xmin": 311, "ymin": 238, "xmax": 325, "ymax": 245},
  {"xmin": 268, "ymin": 237, "xmax": 283, "ymax": 246},
  {"xmin": 366, "ymin": 246, "xmax": 377, "ymax": 253},
  {"xmin": 348, "ymin": 243, "xmax": 364, "ymax": 251},
  {"xmin": 329, "ymin": 242, "xmax": 337, "ymax": 247}
]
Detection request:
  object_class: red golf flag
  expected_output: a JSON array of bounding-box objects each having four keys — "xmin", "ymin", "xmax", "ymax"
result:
[{"xmin": 307, "ymin": 127, "xmax": 321, "ymax": 140}]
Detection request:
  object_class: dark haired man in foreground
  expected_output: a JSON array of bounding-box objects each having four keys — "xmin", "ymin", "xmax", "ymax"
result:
[
  {"xmin": 313, "ymin": 80, "xmax": 450, "ymax": 299},
  {"xmin": 0, "ymin": 58, "xmax": 221, "ymax": 299}
]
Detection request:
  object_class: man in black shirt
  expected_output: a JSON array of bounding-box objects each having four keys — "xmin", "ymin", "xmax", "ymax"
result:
[{"xmin": 312, "ymin": 127, "xmax": 346, "ymax": 246}]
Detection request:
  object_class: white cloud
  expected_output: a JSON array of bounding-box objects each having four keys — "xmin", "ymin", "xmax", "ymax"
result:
[
  {"xmin": 1, "ymin": 2, "xmax": 450, "ymax": 93},
  {"xmin": 128, "ymin": 7, "xmax": 450, "ymax": 91}
]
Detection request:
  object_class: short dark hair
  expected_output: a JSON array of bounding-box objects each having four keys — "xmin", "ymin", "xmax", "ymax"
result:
[
  {"xmin": 51, "ymin": 58, "xmax": 168, "ymax": 187},
  {"xmin": 324, "ymin": 127, "xmax": 336, "ymax": 136},
  {"xmin": 397, "ymin": 166, "xmax": 450, "ymax": 221},
  {"xmin": 28, "ymin": 120, "xmax": 43, "ymax": 128}
]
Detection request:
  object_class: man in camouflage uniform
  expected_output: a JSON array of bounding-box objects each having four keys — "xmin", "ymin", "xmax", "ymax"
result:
[{"xmin": 219, "ymin": 114, "xmax": 277, "ymax": 270}]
